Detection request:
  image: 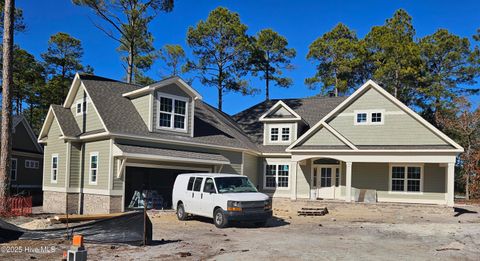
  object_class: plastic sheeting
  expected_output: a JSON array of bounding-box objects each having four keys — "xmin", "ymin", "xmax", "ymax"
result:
[{"xmin": 0, "ymin": 211, "xmax": 152, "ymax": 246}]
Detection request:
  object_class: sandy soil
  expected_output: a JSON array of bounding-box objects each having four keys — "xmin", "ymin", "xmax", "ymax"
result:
[{"xmin": 1, "ymin": 199, "xmax": 480, "ymax": 260}]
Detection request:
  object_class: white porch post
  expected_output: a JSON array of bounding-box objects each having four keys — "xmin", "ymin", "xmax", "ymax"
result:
[
  {"xmin": 446, "ymin": 162, "xmax": 455, "ymax": 207},
  {"xmin": 345, "ymin": 161, "xmax": 352, "ymax": 202},
  {"xmin": 291, "ymin": 161, "xmax": 298, "ymax": 200}
]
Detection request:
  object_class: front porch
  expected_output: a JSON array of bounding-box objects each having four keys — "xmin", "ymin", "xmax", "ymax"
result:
[{"xmin": 288, "ymin": 153, "xmax": 456, "ymax": 206}]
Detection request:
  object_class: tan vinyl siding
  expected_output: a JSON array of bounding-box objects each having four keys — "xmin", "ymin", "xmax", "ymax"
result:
[
  {"xmin": 220, "ymin": 151, "xmax": 242, "ymax": 174},
  {"xmin": 153, "ymin": 87, "xmax": 193, "ymax": 136},
  {"xmin": 328, "ymin": 88, "xmax": 448, "ymax": 146},
  {"xmin": 82, "ymin": 140, "xmax": 110, "ymax": 190},
  {"xmin": 112, "ymin": 158, "xmax": 123, "ymax": 191},
  {"xmin": 70, "ymin": 85, "xmax": 104, "ymax": 132},
  {"xmin": 302, "ymin": 127, "xmax": 346, "ymax": 146},
  {"xmin": 69, "ymin": 143, "xmax": 81, "ymax": 188},
  {"xmin": 131, "ymin": 94, "xmax": 151, "ymax": 128},
  {"xmin": 43, "ymin": 118, "xmax": 66, "ymax": 188},
  {"xmin": 242, "ymin": 153, "xmax": 259, "ymax": 186}
]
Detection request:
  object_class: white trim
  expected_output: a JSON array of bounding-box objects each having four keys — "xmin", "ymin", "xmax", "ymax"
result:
[
  {"xmin": 89, "ymin": 152, "xmax": 99, "ymax": 185},
  {"xmin": 74, "ymin": 97, "xmax": 89, "ymax": 116},
  {"xmin": 267, "ymin": 123, "xmax": 292, "ymax": 144},
  {"xmin": 263, "ymin": 159, "xmax": 291, "ymax": 190},
  {"xmin": 148, "ymin": 94, "xmax": 154, "ymax": 132},
  {"xmin": 108, "ymin": 139, "xmax": 113, "ymax": 191},
  {"xmin": 51, "ymin": 154, "xmax": 59, "ymax": 184},
  {"xmin": 63, "ymin": 73, "xmax": 82, "ymax": 107},
  {"xmin": 65, "ymin": 142, "xmax": 70, "ymax": 189},
  {"xmin": 156, "ymin": 92, "xmax": 189, "ymax": 132},
  {"xmin": 259, "ymin": 100, "xmax": 302, "ymax": 121},
  {"xmin": 43, "ymin": 186, "xmax": 124, "ymax": 196},
  {"xmin": 123, "ymin": 77, "xmax": 202, "ymax": 100},
  {"xmin": 81, "ymin": 82, "xmax": 109, "ymax": 132},
  {"xmin": 377, "ymin": 197, "xmax": 446, "ymax": 205},
  {"xmin": 321, "ymin": 123, "xmax": 358, "ymax": 150},
  {"xmin": 125, "ymin": 162, "xmax": 212, "ymax": 172},
  {"xmin": 190, "ymin": 99, "xmax": 195, "ymax": 138},
  {"xmin": 288, "ymin": 79, "xmax": 464, "ymax": 152},
  {"xmin": 388, "ymin": 163, "xmax": 424, "ymax": 193},
  {"xmin": 38, "ymin": 106, "xmax": 65, "ymax": 141},
  {"xmin": 122, "ymin": 152, "xmax": 229, "ymax": 165},
  {"xmin": 10, "ymin": 158, "xmax": 17, "ymax": 181}
]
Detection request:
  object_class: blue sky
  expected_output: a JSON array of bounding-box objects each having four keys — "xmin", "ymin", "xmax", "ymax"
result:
[{"xmin": 16, "ymin": 0, "xmax": 480, "ymax": 114}]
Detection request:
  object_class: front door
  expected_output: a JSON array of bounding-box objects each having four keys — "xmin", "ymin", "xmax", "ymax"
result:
[{"xmin": 314, "ymin": 166, "xmax": 339, "ymax": 199}]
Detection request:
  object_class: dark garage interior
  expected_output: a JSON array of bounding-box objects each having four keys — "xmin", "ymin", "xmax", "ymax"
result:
[{"xmin": 124, "ymin": 166, "xmax": 205, "ymax": 209}]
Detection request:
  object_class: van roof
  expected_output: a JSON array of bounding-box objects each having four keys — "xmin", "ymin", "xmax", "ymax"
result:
[{"xmin": 177, "ymin": 173, "xmax": 245, "ymax": 178}]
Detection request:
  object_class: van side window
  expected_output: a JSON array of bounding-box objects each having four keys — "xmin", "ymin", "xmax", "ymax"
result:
[
  {"xmin": 203, "ymin": 178, "xmax": 216, "ymax": 193},
  {"xmin": 187, "ymin": 177, "xmax": 195, "ymax": 190},
  {"xmin": 193, "ymin": 177, "xmax": 203, "ymax": 192}
]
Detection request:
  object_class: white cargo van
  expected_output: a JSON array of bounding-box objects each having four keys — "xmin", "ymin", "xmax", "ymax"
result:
[{"xmin": 172, "ymin": 173, "xmax": 272, "ymax": 228}]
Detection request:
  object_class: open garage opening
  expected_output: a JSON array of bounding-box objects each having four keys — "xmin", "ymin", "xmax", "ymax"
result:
[{"xmin": 124, "ymin": 166, "xmax": 209, "ymax": 210}]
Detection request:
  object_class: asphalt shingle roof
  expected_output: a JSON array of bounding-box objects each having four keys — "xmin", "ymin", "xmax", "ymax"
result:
[
  {"xmin": 79, "ymin": 74, "xmax": 259, "ymax": 151},
  {"xmin": 116, "ymin": 144, "xmax": 230, "ymax": 164},
  {"xmin": 51, "ymin": 105, "xmax": 81, "ymax": 137}
]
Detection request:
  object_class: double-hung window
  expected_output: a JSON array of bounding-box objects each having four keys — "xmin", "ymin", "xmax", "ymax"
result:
[
  {"xmin": 10, "ymin": 158, "xmax": 17, "ymax": 181},
  {"xmin": 51, "ymin": 154, "xmax": 58, "ymax": 183},
  {"xmin": 157, "ymin": 94, "xmax": 188, "ymax": 131},
  {"xmin": 390, "ymin": 165, "xmax": 422, "ymax": 193},
  {"xmin": 264, "ymin": 163, "xmax": 290, "ymax": 189},
  {"xmin": 89, "ymin": 152, "xmax": 98, "ymax": 185},
  {"xmin": 75, "ymin": 98, "xmax": 88, "ymax": 116}
]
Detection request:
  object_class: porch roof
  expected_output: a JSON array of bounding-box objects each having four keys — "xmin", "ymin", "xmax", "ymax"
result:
[{"xmin": 114, "ymin": 144, "xmax": 231, "ymax": 165}]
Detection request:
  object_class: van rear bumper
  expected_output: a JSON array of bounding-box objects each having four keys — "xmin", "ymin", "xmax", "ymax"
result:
[{"xmin": 224, "ymin": 210, "xmax": 272, "ymax": 222}]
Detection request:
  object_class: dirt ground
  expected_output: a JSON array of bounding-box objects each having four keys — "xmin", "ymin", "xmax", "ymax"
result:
[{"xmin": 1, "ymin": 199, "xmax": 480, "ymax": 260}]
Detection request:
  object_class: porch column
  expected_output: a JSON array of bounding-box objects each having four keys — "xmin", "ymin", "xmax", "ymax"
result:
[
  {"xmin": 446, "ymin": 162, "xmax": 455, "ymax": 207},
  {"xmin": 345, "ymin": 162, "xmax": 352, "ymax": 202},
  {"xmin": 291, "ymin": 161, "xmax": 298, "ymax": 200}
]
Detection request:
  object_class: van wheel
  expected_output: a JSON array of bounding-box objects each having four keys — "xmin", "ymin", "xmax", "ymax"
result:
[
  {"xmin": 213, "ymin": 208, "xmax": 228, "ymax": 228},
  {"xmin": 177, "ymin": 203, "xmax": 187, "ymax": 221}
]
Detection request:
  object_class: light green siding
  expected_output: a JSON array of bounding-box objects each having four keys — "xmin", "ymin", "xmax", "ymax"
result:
[
  {"xmin": 82, "ymin": 140, "xmax": 111, "ymax": 190},
  {"xmin": 348, "ymin": 162, "xmax": 446, "ymax": 202},
  {"xmin": 302, "ymin": 127, "xmax": 346, "ymax": 146},
  {"xmin": 297, "ymin": 159, "xmax": 311, "ymax": 198},
  {"xmin": 131, "ymin": 95, "xmax": 150, "ymax": 128},
  {"xmin": 43, "ymin": 117, "xmax": 67, "ymax": 188},
  {"xmin": 327, "ymin": 88, "xmax": 448, "ymax": 146},
  {"xmin": 70, "ymin": 85, "xmax": 104, "ymax": 132},
  {"xmin": 69, "ymin": 143, "xmax": 82, "ymax": 188},
  {"xmin": 242, "ymin": 153, "xmax": 259, "ymax": 186}
]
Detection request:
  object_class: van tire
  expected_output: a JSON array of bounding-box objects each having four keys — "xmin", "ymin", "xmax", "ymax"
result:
[
  {"xmin": 177, "ymin": 203, "xmax": 187, "ymax": 221},
  {"xmin": 213, "ymin": 208, "xmax": 228, "ymax": 228}
]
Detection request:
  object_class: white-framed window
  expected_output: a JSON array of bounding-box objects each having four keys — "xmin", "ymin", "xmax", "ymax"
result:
[
  {"xmin": 268, "ymin": 124, "xmax": 291, "ymax": 143},
  {"xmin": 51, "ymin": 154, "xmax": 58, "ymax": 183},
  {"xmin": 264, "ymin": 163, "xmax": 290, "ymax": 189},
  {"xmin": 354, "ymin": 110, "xmax": 384, "ymax": 125},
  {"xmin": 389, "ymin": 164, "xmax": 423, "ymax": 193},
  {"xmin": 75, "ymin": 98, "xmax": 88, "ymax": 116},
  {"xmin": 157, "ymin": 93, "xmax": 188, "ymax": 131},
  {"xmin": 89, "ymin": 152, "xmax": 99, "ymax": 185},
  {"xmin": 25, "ymin": 160, "xmax": 40, "ymax": 169},
  {"xmin": 10, "ymin": 158, "xmax": 17, "ymax": 181}
]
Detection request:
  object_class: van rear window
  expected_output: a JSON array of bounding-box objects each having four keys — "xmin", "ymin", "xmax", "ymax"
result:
[
  {"xmin": 193, "ymin": 178, "xmax": 203, "ymax": 192},
  {"xmin": 187, "ymin": 177, "xmax": 195, "ymax": 190}
]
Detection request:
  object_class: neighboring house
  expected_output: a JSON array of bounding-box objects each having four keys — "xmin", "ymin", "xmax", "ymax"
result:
[
  {"xmin": 38, "ymin": 74, "xmax": 462, "ymax": 214},
  {"xmin": 7, "ymin": 115, "xmax": 44, "ymax": 204}
]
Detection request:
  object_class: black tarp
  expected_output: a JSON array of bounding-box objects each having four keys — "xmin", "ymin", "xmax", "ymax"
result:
[{"xmin": 0, "ymin": 211, "xmax": 152, "ymax": 246}]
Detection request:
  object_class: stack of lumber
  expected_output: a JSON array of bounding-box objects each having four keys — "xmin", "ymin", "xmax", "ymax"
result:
[
  {"xmin": 47, "ymin": 212, "xmax": 125, "ymax": 223},
  {"xmin": 297, "ymin": 207, "xmax": 329, "ymax": 216}
]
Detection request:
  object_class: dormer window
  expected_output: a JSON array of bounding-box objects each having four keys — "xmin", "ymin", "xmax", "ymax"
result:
[
  {"xmin": 354, "ymin": 110, "xmax": 384, "ymax": 125},
  {"xmin": 157, "ymin": 93, "xmax": 188, "ymax": 131},
  {"xmin": 269, "ymin": 125, "xmax": 291, "ymax": 143}
]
